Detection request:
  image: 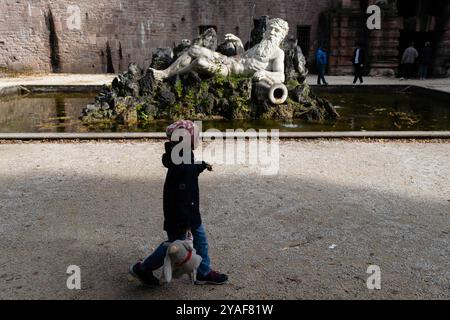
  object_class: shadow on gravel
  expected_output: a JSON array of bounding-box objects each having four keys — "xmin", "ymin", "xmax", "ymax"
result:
[{"xmin": 0, "ymin": 171, "xmax": 449, "ymax": 300}]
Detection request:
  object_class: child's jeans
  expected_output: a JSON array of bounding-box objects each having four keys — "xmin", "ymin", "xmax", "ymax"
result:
[{"xmin": 140, "ymin": 224, "xmax": 212, "ymax": 277}]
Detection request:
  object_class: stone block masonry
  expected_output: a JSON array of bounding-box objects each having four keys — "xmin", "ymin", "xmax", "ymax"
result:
[{"xmin": 0, "ymin": 0, "xmax": 332, "ymax": 73}]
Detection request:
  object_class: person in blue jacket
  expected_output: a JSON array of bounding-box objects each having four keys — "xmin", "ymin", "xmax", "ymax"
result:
[{"xmin": 316, "ymin": 46, "xmax": 329, "ymax": 86}]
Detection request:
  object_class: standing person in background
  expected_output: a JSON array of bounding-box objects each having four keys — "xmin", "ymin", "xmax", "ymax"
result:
[
  {"xmin": 400, "ymin": 42, "xmax": 419, "ymax": 80},
  {"xmin": 419, "ymin": 42, "xmax": 433, "ymax": 80},
  {"xmin": 351, "ymin": 42, "xmax": 365, "ymax": 85},
  {"xmin": 316, "ymin": 46, "xmax": 329, "ymax": 86}
]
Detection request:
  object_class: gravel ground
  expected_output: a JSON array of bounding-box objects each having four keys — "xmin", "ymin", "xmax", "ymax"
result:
[
  {"xmin": 0, "ymin": 140, "xmax": 449, "ymax": 300},
  {"xmin": 1, "ymin": 74, "xmax": 449, "ymax": 93}
]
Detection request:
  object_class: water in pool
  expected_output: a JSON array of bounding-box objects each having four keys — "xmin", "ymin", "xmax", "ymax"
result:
[{"xmin": 0, "ymin": 89, "xmax": 448, "ymax": 133}]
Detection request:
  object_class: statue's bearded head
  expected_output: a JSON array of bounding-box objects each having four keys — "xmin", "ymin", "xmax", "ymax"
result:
[
  {"xmin": 244, "ymin": 18, "xmax": 289, "ymax": 61},
  {"xmin": 264, "ymin": 18, "xmax": 289, "ymax": 46},
  {"xmin": 244, "ymin": 18, "xmax": 289, "ymax": 60}
]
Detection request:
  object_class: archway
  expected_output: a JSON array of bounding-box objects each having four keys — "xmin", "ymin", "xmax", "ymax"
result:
[{"xmin": 397, "ymin": 0, "xmax": 448, "ymax": 76}]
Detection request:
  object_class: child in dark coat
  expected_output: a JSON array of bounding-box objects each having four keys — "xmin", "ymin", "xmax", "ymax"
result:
[{"xmin": 130, "ymin": 120, "xmax": 228, "ymax": 286}]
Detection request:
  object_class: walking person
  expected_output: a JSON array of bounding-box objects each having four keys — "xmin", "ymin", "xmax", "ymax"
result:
[
  {"xmin": 400, "ymin": 42, "xmax": 419, "ymax": 80},
  {"xmin": 351, "ymin": 42, "xmax": 365, "ymax": 85},
  {"xmin": 419, "ymin": 42, "xmax": 433, "ymax": 80},
  {"xmin": 130, "ymin": 120, "xmax": 228, "ymax": 286},
  {"xmin": 316, "ymin": 46, "xmax": 329, "ymax": 86}
]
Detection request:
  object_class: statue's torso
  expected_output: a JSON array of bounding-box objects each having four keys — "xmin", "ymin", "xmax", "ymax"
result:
[
  {"xmin": 208, "ymin": 46, "xmax": 280, "ymax": 77},
  {"xmin": 241, "ymin": 57, "xmax": 271, "ymax": 74}
]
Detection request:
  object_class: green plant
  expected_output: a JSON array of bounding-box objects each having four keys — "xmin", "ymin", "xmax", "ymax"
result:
[
  {"xmin": 286, "ymin": 79, "xmax": 301, "ymax": 89},
  {"xmin": 135, "ymin": 104, "xmax": 150, "ymax": 121},
  {"xmin": 174, "ymin": 79, "xmax": 183, "ymax": 98}
]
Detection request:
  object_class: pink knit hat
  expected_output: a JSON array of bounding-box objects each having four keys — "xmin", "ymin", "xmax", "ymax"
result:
[{"xmin": 166, "ymin": 120, "xmax": 199, "ymax": 145}]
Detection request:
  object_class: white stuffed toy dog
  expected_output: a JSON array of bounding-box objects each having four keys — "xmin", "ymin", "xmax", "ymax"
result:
[{"xmin": 160, "ymin": 232, "xmax": 202, "ymax": 285}]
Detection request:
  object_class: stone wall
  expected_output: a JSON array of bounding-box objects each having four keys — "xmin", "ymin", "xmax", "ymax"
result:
[
  {"xmin": 327, "ymin": 0, "xmax": 450, "ymax": 77},
  {"xmin": 0, "ymin": 0, "xmax": 332, "ymax": 73},
  {"xmin": 327, "ymin": 0, "xmax": 401, "ymax": 76},
  {"xmin": 434, "ymin": 3, "xmax": 450, "ymax": 76}
]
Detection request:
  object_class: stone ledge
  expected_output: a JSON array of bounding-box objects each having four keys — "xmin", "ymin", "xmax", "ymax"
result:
[
  {"xmin": 0, "ymin": 85, "xmax": 30, "ymax": 97},
  {"xmin": 0, "ymin": 132, "xmax": 449, "ymax": 140}
]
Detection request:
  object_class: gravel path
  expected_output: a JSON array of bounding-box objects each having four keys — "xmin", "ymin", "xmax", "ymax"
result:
[
  {"xmin": 306, "ymin": 75, "xmax": 450, "ymax": 93},
  {"xmin": 0, "ymin": 74, "xmax": 449, "ymax": 94},
  {"xmin": 0, "ymin": 73, "xmax": 115, "ymax": 89},
  {"xmin": 0, "ymin": 141, "xmax": 449, "ymax": 300}
]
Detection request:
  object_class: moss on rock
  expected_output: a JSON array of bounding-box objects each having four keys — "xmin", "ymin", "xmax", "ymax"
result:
[{"xmin": 81, "ymin": 63, "xmax": 339, "ymax": 126}]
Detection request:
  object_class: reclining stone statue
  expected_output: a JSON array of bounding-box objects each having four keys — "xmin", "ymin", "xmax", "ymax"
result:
[{"xmin": 150, "ymin": 18, "xmax": 290, "ymax": 104}]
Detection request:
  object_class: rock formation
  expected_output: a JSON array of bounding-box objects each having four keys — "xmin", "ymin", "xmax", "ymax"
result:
[{"xmin": 81, "ymin": 17, "xmax": 339, "ymax": 127}]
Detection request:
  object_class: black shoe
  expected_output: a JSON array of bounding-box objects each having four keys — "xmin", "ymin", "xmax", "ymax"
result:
[
  {"xmin": 196, "ymin": 270, "xmax": 228, "ymax": 285},
  {"xmin": 129, "ymin": 262, "xmax": 160, "ymax": 287}
]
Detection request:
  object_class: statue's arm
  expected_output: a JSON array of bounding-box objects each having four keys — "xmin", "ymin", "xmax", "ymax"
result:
[{"xmin": 225, "ymin": 34, "xmax": 245, "ymax": 55}]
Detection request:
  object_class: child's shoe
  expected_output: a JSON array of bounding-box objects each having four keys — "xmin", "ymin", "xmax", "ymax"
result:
[
  {"xmin": 195, "ymin": 270, "xmax": 228, "ymax": 285},
  {"xmin": 129, "ymin": 262, "xmax": 160, "ymax": 287}
]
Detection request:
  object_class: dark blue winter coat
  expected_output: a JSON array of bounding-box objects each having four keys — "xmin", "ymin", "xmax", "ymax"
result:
[
  {"xmin": 316, "ymin": 48, "xmax": 328, "ymax": 65},
  {"xmin": 162, "ymin": 142, "xmax": 208, "ymax": 236}
]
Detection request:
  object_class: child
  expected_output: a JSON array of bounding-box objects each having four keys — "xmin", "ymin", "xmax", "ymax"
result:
[{"xmin": 130, "ymin": 120, "xmax": 228, "ymax": 286}]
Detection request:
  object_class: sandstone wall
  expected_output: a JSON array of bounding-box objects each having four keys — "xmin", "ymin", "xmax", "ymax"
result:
[
  {"xmin": 434, "ymin": 3, "xmax": 450, "ymax": 76},
  {"xmin": 327, "ymin": 0, "xmax": 450, "ymax": 77},
  {"xmin": 328, "ymin": 0, "xmax": 401, "ymax": 76},
  {"xmin": 0, "ymin": 0, "xmax": 332, "ymax": 73}
]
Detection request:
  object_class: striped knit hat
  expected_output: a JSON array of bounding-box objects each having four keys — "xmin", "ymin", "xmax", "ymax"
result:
[{"xmin": 166, "ymin": 120, "xmax": 199, "ymax": 145}]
